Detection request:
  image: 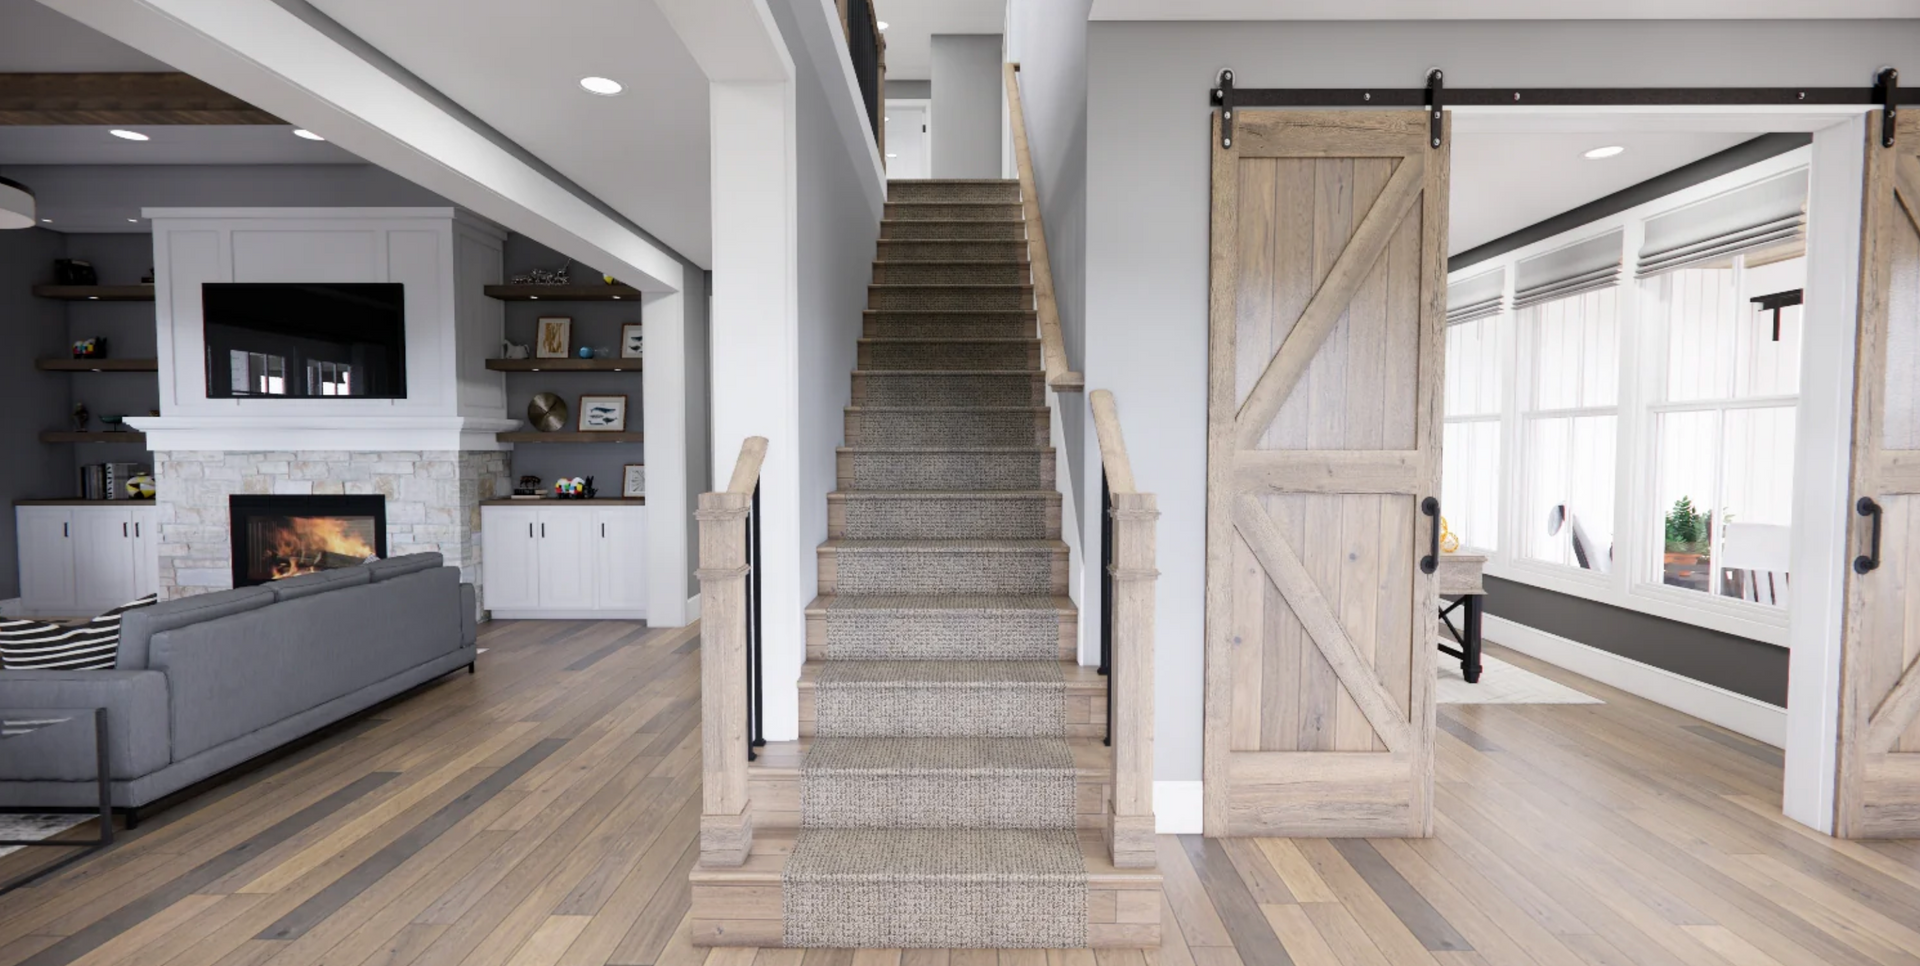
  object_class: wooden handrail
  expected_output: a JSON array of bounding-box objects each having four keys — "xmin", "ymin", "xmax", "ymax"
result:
[
  {"xmin": 1004, "ymin": 62, "xmax": 1084, "ymax": 394},
  {"xmin": 695, "ymin": 435, "xmax": 769, "ymax": 868},
  {"xmin": 1090, "ymin": 391, "xmax": 1156, "ymax": 868}
]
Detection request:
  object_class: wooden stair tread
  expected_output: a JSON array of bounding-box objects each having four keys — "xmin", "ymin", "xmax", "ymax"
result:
[
  {"xmin": 691, "ymin": 830, "xmax": 1157, "ymax": 888},
  {"xmin": 806, "ymin": 593, "xmax": 1075, "ymax": 615},
  {"xmin": 747, "ymin": 737, "xmax": 1113, "ymax": 779},
  {"xmin": 798, "ymin": 659, "xmax": 1104, "ymax": 690}
]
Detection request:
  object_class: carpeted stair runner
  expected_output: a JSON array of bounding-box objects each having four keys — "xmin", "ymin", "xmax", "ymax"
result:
[{"xmin": 783, "ymin": 178, "xmax": 1091, "ymax": 948}]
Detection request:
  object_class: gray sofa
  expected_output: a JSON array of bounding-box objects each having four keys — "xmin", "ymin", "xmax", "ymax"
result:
[{"xmin": 0, "ymin": 552, "xmax": 476, "ymax": 817}]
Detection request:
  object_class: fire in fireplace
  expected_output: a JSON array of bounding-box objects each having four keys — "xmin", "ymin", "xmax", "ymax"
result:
[{"xmin": 229, "ymin": 495, "xmax": 387, "ymax": 587}]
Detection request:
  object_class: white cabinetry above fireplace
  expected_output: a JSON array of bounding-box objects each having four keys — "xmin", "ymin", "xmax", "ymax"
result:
[
  {"xmin": 480, "ymin": 503, "xmax": 646, "ymax": 619},
  {"xmin": 16, "ymin": 504, "xmax": 159, "ymax": 618}
]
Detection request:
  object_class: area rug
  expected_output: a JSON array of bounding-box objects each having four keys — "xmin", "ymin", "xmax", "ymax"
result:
[
  {"xmin": 0, "ymin": 814, "xmax": 88, "ymax": 857},
  {"xmin": 1438, "ymin": 654, "xmax": 1602, "ymax": 705}
]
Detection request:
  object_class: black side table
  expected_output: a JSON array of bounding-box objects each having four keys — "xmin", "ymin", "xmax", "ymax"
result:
[{"xmin": 0, "ymin": 708, "xmax": 113, "ymax": 895}]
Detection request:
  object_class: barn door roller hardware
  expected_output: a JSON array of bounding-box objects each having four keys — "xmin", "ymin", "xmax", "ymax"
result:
[{"xmin": 1210, "ymin": 68, "xmax": 1916, "ymax": 146}]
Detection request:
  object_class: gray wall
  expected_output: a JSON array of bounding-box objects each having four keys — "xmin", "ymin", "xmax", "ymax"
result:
[
  {"xmin": 0, "ymin": 164, "xmax": 448, "ymax": 233},
  {"xmin": 889, "ymin": 80, "xmax": 931, "ymax": 99},
  {"xmin": 930, "ymin": 34, "xmax": 1004, "ymax": 179},
  {"xmin": 0, "ymin": 228, "xmax": 77, "ymax": 600},
  {"xmin": 1082, "ymin": 19, "xmax": 1920, "ymax": 781},
  {"xmin": 56, "ymin": 234, "xmax": 157, "ymax": 477}
]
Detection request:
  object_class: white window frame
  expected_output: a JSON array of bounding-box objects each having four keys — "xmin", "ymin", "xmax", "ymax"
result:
[
  {"xmin": 1448, "ymin": 147, "xmax": 1813, "ymax": 648},
  {"xmin": 1442, "ymin": 307, "xmax": 1509, "ymax": 555}
]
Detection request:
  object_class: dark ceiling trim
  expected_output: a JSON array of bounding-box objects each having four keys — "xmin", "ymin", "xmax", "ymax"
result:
[
  {"xmin": 1448, "ymin": 132, "xmax": 1813, "ymax": 274},
  {"xmin": 0, "ymin": 73, "xmax": 282, "ymax": 125}
]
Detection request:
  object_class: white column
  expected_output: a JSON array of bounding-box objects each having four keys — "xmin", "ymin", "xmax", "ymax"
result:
[
  {"xmin": 709, "ymin": 78, "xmax": 805, "ymax": 741},
  {"xmin": 644, "ymin": 287, "xmax": 691, "ymax": 626}
]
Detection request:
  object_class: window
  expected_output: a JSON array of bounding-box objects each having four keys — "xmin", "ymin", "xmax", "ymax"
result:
[
  {"xmin": 1518, "ymin": 287, "xmax": 1620, "ymax": 571},
  {"xmin": 1643, "ymin": 254, "xmax": 1802, "ymax": 605},
  {"xmin": 1443, "ymin": 312, "xmax": 1503, "ymax": 551},
  {"xmin": 230, "ymin": 350, "xmax": 288, "ymax": 396}
]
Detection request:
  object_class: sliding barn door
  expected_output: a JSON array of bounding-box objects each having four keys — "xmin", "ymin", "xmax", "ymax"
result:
[
  {"xmin": 1203, "ymin": 111, "xmax": 1447, "ymax": 837},
  {"xmin": 1840, "ymin": 111, "xmax": 1920, "ymax": 838}
]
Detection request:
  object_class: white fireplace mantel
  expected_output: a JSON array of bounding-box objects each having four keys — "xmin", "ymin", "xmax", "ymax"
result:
[{"xmin": 124, "ymin": 414, "xmax": 519, "ymax": 452}]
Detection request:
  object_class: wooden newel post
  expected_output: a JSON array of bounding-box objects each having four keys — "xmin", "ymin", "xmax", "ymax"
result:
[
  {"xmin": 1107, "ymin": 490, "xmax": 1158, "ymax": 869},
  {"xmin": 696, "ymin": 437, "xmax": 767, "ymax": 868}
]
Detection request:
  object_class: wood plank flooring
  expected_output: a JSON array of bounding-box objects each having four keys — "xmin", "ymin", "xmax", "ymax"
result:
[{"xmin": 2, "ymin": 622, "xmax": 1916, "ymax": 966}]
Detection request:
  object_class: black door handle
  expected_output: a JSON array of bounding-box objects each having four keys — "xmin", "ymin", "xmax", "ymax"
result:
[
  {"xmin": 1856, "ymin": 497, "xmax": 1883, "ymax": 574},
  {"xmin": 528, "ymin": 522, "xmax": 534, "ymax": 538},
  {"xmin": 1421, "ymin": 496, "xmax": 1441, "ymax": 575},
  {"xmin": 123, "ymin": 522, "xmax": 128, "ymax": 537},
  {"xmin": 540, "ymin": 522, "xmax": 546, "ymax": 538}
]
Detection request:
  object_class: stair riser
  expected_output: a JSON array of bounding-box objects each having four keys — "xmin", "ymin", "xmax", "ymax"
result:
[
  {"xmin": 802, "ymin": 770, "xmax": 1078, "ymax": 829},
  {"xmin": 881, "ymin": 221, "xmax": 1026, "ymax": 240},
  {"xmin": 813, "ymin": 683, "xmax": 1066, "ymax": 738},
  {"xmin": 857, "ymin": 342, "xmax": 1039, "ymax": 371},
  {"xmin": 749, "ymin": 774, "xmax": 1106, "ymax": 830},
  {"xmin": 839, "ymin": 449, "xmax": 1054, "ymax": 490},
  {"xmin": 830, "ymin": 496, "xmax": 1059, "ymax": 540},
  {"xmin": 852, "ymin": 373, "xmax": 1044, "ymax": 407},
  {"xmin": 887, "ymin": 181, "xmax": 1022, "ymax": 203},
  {"xmin": 873, "ymin": 263, "xmax": 1030, "ymax": 285},
  {"xmin": 845, "ymin": 410, "xmax": 1048, "ymax": 448},
  {"xmin": 800, "ymin": 691, "xmax": 1106, "ymax": 739},
  {"xmin": 808, "ymin": 609, "xmax": 1075, "ymax": 662},
  {"xmin": 869, "ymin": 286, "xmax": 1032, "ymax": 311},
  {"xmin": 876, "ymin": 241, "xmax": 1029, "ymax": 262},
  {"xmin": 818, "ymin": 547, "xmax": 1066, "ymax": 595},
  {"xmin": 885, "ymin": 202, "xmax": 1024, "ymax": 221},
  {"xmin": 866, "ymin": 319, "xmax": 1037, "ymax": 340}
]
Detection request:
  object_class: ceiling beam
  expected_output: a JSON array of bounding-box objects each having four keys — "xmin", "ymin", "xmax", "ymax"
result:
[{"xmin": 0, "ymin": 72, "xmax": 283, "ymax": 125}]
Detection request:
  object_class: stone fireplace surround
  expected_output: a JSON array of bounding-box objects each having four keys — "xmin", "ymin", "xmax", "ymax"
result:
[{"xmin": 154, "ymin": 450, "xmax": 508, "ymax": 600}]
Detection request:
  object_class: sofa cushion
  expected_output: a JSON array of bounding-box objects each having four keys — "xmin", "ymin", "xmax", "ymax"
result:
[
  {"xmin": 269, "ymin": 567, "xmax": 372, "ymax": 602},
  {"xmin": 364, "ymin": 553, "xmax": 443, "ymax": 582},
  {"xmin": 0, "ymin": 618, "xmax": 118, "ymax": 671},
  {"xmin": 116, "ymin": 587, "xmax": 275, "ymax": 670},
  {"xmin": 0, "ymin": 669, "xmax": 171, "ymax": 779}
]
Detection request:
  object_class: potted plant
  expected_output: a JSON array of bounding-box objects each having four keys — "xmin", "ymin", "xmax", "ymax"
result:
[{"xmin": 1663, "ymin": 496, "xmax": 1716, "ymax": 589}]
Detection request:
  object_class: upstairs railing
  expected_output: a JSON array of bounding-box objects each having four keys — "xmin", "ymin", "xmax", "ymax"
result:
[
  {"xmin": 1091, "ymin": 390, "xmax": 1157, "ymax": 868},
  {"xmin": 695, "ymin": 436, "xmax": 768, "ymax": 868},
  {"xmin": 1004, "ymin": 62, "xmax": 1084, "ymax": 394},
  {"xmin": 838, "ymin": 0, "xmax": 885, "ymax": 153}
]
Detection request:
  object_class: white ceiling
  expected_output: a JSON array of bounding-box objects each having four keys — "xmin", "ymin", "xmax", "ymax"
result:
[
  {"xmin": 1091, "ymin": 0, "xmax": 1920, "ymax": 17},
  {"xmin": 306, "ymin": 0, "xmax": 713, "ymax": 267},
  {"xmin": 874, "ymin": 0, "xmax": 1006, "ymax": 81},
  {"xmin": 0, "ymin": 125, "xmax": 362, "ymax": 165},
  {"xmin": 1449, "ymin": 127, "xmax": 1753, "ymax": 254},
  {"xmin": 0, "ymin": 0, "xmax": 168, "ymax": 70}
]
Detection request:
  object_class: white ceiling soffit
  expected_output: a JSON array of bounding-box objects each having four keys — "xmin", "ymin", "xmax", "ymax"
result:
[
  {"xmin": 306, "ymin": 0, "xmax": 714, "ymax": 269},
  {"xmin": 653, "ymin": 0, "xmax": 792, "ymax": 82},
  {"xmin": 0, "ymin": 0, "xmax": 169, "ymax": 70},
  {"xmin": 1090, "ymin": 0, "xmax": 1920, "ymax": 18},
  {"xmin": 36, "ymin": 0, "xmax": 685, "ymax": 292},
  {"xmin": 873, "ymin": 0, "xmax": 1007, "ymax": 81},
  {"xmin": 1448, "ymin": 128, "xmax": 1753, "ymax": 254},
  {"xmin": 0, "ymin": 125, "xmax": 362, "ymax": 165}
]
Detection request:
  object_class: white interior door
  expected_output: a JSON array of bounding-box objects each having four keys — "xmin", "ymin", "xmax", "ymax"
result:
[{"xmin": 886, "ymin": 101, "xmax": 930, "ymax": 180}]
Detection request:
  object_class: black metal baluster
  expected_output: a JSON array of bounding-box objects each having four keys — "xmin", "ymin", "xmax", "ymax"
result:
[
  {"xmin": 750, "ymin": 480, "xmax": 766, "ymax": 754},
  {"xmin": 1101, "ymin": 471, "xmax": 1113, "ymax": 748}
]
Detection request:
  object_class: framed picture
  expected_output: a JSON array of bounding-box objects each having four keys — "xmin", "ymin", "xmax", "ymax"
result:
[
  {"xmin": 621, "ymin": 323, "xmax": 645, "ymax": 359},
  {"xmin": 535, "ymin": 317, "xmax": 572, "ymax": 359},
  {"xmin": 622, "ymin": 464, "xmax": 646, "ymax": 498},
  {"xmin": 578, "ymin": 394, "xmax": 628, "ymax": 432}
]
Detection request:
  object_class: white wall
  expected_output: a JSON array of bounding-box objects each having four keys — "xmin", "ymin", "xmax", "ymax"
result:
[
  {"xmin": 931, "ymin": 34, "xmax": 1005, "ymax": 179},
  {"xmin": 1083, "ymin": 19, "xmax": 1920, "ymax": 784}
]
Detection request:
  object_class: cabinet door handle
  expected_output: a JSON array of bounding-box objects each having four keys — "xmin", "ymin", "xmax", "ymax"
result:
[
  {"xmin": 540, "ymin": 522, "xmax": 546, "ymax": 538},
  {"xmin": 63, "ymin": 522, "xmax": 69, "ymax": 538},
  {"xmin": 135, "ymin": 522, "xmax": 140, "ymax": 538},
  {"xmin": 123, "ymin": 522, "xmax": 128, "ymax": 537},
  {"xmin": 601, "ymin": 522, "xmax": 606, "ymax": 538}
]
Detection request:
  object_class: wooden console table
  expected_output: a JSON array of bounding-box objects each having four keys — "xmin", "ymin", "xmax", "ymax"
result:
[{"xmin": 1437, "ymin": 553, "xmax": 1487, "ymax": 684}]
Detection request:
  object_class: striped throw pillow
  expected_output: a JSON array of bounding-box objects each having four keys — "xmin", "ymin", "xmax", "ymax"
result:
[{"xmin": 0, "ymin": 594, "xmax": 157, "ymax": 671}]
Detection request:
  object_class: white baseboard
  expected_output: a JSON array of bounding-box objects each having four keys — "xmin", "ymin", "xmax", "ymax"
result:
[
  {"xmin": 687, "ymin": 594, "xmax": 701, "ymax": 621},
  {"xmin": 1154, "ymin": 780, "xmax": 1203, "ymax": 833},
  {"xmin": 487, "ymin": 609, "xmax": 647, "ymax": 621},
  {"xmin": 1484, "ymin": 614, "xmax": 1787, "ymax": 748}
]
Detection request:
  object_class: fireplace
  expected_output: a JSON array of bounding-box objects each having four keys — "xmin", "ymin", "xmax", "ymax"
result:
[{"xmin": 229, "ymin": 495, "xmax": 387, "ymax": 587}]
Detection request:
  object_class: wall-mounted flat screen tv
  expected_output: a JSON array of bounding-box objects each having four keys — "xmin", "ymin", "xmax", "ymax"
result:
[{"xmin": 203, "ymin": 283, "xmax": 407, "ymax": 399}]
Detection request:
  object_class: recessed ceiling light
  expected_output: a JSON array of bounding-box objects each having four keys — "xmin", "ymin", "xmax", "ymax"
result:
[
  {"xmin": 1583, "ymin": 145, "xmax": 1625, "ymax": 160},
  {"xmin": 40, "ymin": 218, "xmax": 51, "ymax": 223},
  {"xmin": 579, "ymin": 76, "xmax": 624, "ymax": 96},
  {"xmin": 109, "ymin": 129, "xmax": 149, "ymax": 141},
  {"xmin": 292, "ymin": 128, "xmax": 325, "ymax": 141},
  {"xmin": 876, "ymin": 20, "xmax": 888, "ymax": 30},
  {"xmin": 886, "ymin": 153, "xmax": 898, "ymax": 159},
  {"xmin": 127, "ymin": 218, "xmax": 138, "ymax": 223}
]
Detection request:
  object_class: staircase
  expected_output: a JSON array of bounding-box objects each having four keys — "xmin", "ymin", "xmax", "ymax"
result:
[{"xmin": 690, "ymin": 179, "xmax": 1161, "ymax": 949}]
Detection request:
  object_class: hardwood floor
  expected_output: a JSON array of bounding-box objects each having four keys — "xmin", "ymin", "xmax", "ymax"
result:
[{"xmin": 2, "ymin": 621, "xmax": 1916, "ymax": 966}]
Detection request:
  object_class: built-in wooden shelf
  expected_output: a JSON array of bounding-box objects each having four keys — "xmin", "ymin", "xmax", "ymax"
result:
[
  {"xmin": 32, "ymin": 285, "xmax": 156, "ymax": 302},
  {"xmin": 36, "ymin": 358, "xmax": 159, "ymax": 372},
  {"xmin": 480, "ymin": 497, "xmax": 646, "ymax": 506},
  {"xmin": 40, "ymin": 431, "xmax": 147, "ymax": 444},
  {"xmin": 485, "ymin": 358, "xmax": 642, "ymax": 372},
  {"xmin": 496, "ymin": 431, "xmax": 644, "ymax": 444},
  {"xmin": 15, "ymin": 498, "xmax": 155, "ymax": 507},
  {"xmin": 482, "ymin": 284, "xmax": 643, "ymax": 302}
]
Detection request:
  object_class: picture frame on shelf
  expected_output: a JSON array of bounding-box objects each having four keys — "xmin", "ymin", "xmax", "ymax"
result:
[
  {"xmin": 622, "ymin": 464, "xmax": 645, "ymax": 498},
  {"xmin": 535, "ymin": 316, "xmax": 572, "ymax": 359},
  {"xmin": 578, "ymin": 394, "xmax": 628, "ymax": 432},
  {"xmin": 621, "ymin": 323, "xmax": 644, "ymax": 359}
]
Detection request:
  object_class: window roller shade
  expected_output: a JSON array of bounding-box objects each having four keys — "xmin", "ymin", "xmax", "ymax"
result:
[
  {"xmin": 1446, "ymin": 268, "xmax": 1506, "ymax": 326},
  {"xmin": 1513, "ymin": 230, "xmax": 1624, "ymax": 310},
  {"xmin": 1636, "ymin": 168, "xmax": 1808, "ymax": 277}
]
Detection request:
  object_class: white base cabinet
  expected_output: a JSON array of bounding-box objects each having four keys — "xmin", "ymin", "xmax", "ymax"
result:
[
  {"xmin": 481, "ymin": 504, "xmax": 647, "ymax": 619},
  {"xmin": 16, "ymin": 504, "xmax": 159, "ymax": 617}
]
